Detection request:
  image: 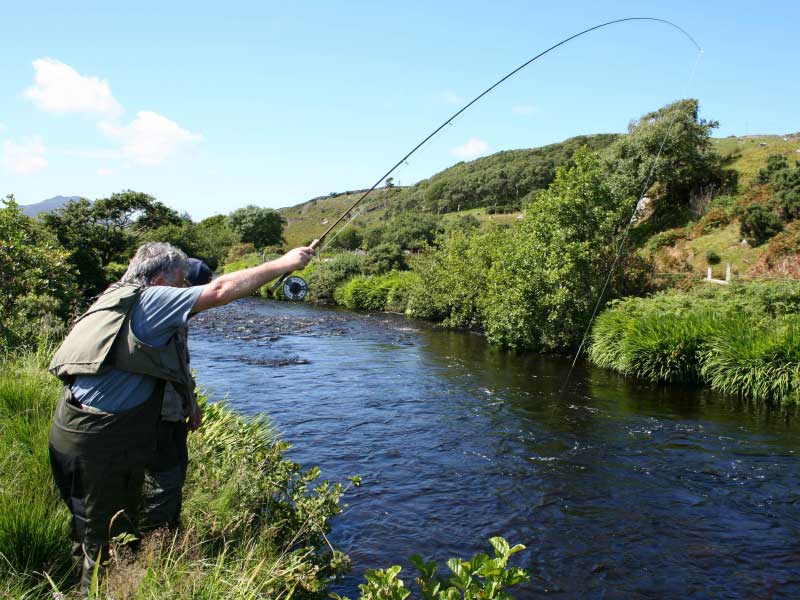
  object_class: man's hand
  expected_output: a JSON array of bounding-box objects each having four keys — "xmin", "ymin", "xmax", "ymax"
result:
[
  {"xmin": 188, "ymin": 403, "xmax": 202, "ymax": 432},
  {"xmin": 192, "ymin": 242, "xmax": 317, "ymax": 313},
  {"xmin": 279, "ymin": 244, "xmax": 316, "ymax": 272}
]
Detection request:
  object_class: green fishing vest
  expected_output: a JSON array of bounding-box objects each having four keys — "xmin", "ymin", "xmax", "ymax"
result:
[{"xmin": 48, "ymin": 283, "xmax": 194, "ymax": 459}]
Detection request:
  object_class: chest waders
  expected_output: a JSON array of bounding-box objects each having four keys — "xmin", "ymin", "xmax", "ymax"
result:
[{"xmin": 47, "ymin": 283, "xmax": 193, "ymax": 591}]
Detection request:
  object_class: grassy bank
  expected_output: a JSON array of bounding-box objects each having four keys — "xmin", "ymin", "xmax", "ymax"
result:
[
  {"xmin": 588, "ymin": 280, "xmax": 800, "ymax": 405},
  {"xmin": 1, "ymin": 352, "xmax": 530, "ymax": 599},
  {"xmin": 0, "ymin": 351, "xmax": 348, "ymax": 598}
]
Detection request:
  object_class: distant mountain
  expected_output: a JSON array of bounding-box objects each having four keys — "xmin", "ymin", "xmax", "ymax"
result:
[{"xmin": 21, "ymin": 195, "xmax": 82, "ymax": 217}]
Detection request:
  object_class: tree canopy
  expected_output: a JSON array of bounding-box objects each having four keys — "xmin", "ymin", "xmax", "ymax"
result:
[{"xmin": 227, "ymin": 205, "xmax": 286, "ymax": 249}]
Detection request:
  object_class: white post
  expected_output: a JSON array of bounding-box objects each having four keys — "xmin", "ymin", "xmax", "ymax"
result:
[
  {"xmin": 707, "ymin": 266, "xmax": 712, "ymax": 280},
  {"xmin": 725, "ymin": 263, "xmax": 732, "ymax": 282}
]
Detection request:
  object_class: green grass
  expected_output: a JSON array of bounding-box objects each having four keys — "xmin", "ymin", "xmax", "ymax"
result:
[
  {"xmin": 588, "ymin": 281, "xmax": 800, "ymax": 405},
  {"xmin": 0, "ymin": 352, "xmax": 349, "ymax": 599},
  {"xmin": 683, "ymin": 222, "xmax": 763, "ymax": 275},
  {"xmin": 713, "ymin": 134, "xmax": 800, "ymax": 185}
]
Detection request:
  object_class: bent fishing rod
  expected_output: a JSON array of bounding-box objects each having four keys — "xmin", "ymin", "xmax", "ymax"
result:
[{"xmin": 269, "ymin": 16, "xmax": 701, "ymax": 301}]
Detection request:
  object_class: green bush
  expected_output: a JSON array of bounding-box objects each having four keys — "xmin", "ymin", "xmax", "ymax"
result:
[
  {"xmin": 695, "ymin": 208, "xmax": 732, "ymax": 234},
  {"xmin": 589, "ymin": 281, "xmax": 800, "ymax": 404},
  {"xmin": 334, "ymin": 271, "xmax": 419, "ymax": 312},
  {"xmin": 739, "ymin": 204, "xmax": 783, "ymax": 245},
  {"xmin": 363, "ymin": 243, "xmax": 407, "ymax": 276},
  {"xmin": 0, "ymin": 197, "xmax": 78, "ymax": 353},
  {"xmin": 306, "ymin": 253, "xmax": 366, "ymax": 304},
  {"xmin": 702, "ymin": 316, "xmax": 800, "ymax": 404},
  {"xmin": 706, "ymin": 250, "xmax": 721, "ymax": 265},
  {"xmin": 622, "ymin": 311, "xmax": 711, "ymax": 383}
]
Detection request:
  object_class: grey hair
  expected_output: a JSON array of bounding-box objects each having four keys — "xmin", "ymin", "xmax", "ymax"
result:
[{"xmin": 121, "ymin": 242, "xmax": 188, "ymax": 287}]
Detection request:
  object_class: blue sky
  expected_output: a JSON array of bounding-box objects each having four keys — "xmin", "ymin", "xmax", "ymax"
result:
[{"xmin": 1, "ymin": 1, "xmax": 798, "ymax": 219}]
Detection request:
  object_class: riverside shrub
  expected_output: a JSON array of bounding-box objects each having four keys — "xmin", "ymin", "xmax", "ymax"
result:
[
  {"xmin": 481, "ymin": 148, "xmax": 635, "ymax": 351},
  {"xmin": 306, "ymin": 252, "xmax": 366, "ymax": 304},
  {"xmin": 588, "ymin": 281, "xmax": 800, "ymax": 405}
]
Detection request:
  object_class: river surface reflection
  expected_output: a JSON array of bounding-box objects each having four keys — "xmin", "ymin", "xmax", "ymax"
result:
[{"xmin": 189, "ymin": 298, "xmax": 800, "ymax": 598}]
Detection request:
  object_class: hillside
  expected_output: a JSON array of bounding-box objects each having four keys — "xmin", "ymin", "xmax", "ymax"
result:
[
  {"xmin": 279, "ymin": 131, "xmax": 800, "ymax": 282},
  {"xmin": 20, "ymin": 195, "xmax": 82, "ymax": 217},
  {"xmin": 713, "ymin": 133, "xmax": 800, "ymax": 184},
  {"xmin": 279, "ymin": 133, "xmax": 619, "ymax": 247}
]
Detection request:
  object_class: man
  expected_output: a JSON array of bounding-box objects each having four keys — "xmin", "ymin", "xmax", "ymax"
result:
[
  {"xmin": 141, "ymin": 258, "xmax": 211, "ymax": 532},
  {"xmin": 48, "ymin": 241, "xmax": 314, "ymax": 590}
]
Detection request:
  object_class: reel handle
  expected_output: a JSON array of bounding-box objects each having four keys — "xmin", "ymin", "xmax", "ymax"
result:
[{"xmin": 268, "ymin": 238, "xmax": 320, "ymax": 295}]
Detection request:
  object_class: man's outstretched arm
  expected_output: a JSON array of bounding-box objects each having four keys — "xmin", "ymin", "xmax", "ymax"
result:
[{"xmin": 192, "ymin": 244, "xmax": 315, "ymax": 313}]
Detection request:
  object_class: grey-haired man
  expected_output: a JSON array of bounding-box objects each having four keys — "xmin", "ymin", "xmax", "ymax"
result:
[{"xmin": 48, "ymin": 241, "xmax": 314, "ymax": 590}]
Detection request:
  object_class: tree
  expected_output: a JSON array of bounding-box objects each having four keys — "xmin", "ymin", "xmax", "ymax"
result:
[
  {"xmin": 482, "ymin": 148, "xmax": 636, "ymax": 351},
  {"xmin": 41, "ymin": 190, "xmax": 185, "ymax": 296},
  {"xmin": 0, "ymin": 195, "xmax": 78, "ymax": 351},
  {"xmin": 363, "ymin": 243, "xmax": 406, "ymax": 275},
  {"xmin": 604, "ymin": 99, "xmax": 725, "ymax": 209},
  {"xmin": 385, "ymin": 177, "xmax": 395, "ymax": 188},
  {"xmin": 227, "ymin": 205, "xmax": 286, "ymax": 249},
  {"xmin": 383, "ymin": 212, "xmax": 443, "ymax": 251}
]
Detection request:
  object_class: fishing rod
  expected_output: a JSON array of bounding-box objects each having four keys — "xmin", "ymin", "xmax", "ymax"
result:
[{"xmin": 269, "ymin": 16, "xmax": 702, "ymax": 300}]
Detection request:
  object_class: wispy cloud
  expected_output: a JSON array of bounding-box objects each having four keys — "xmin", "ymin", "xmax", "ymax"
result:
[
  {"xmin": 100, "ymin": 111, "xmax": 203, "ymax": 166},
  {"xmin": 437, "ymin": 89, "xmax": 464, "ymax": 105},
  {"xmin": 512, "ymin": 104, "xmax": 540, "ymax": 116},
  {"xmin": 1, "ymin": 137, "xmax": 48, "ymax": 174},
  {"xmin": 97, "ymin": 167, "xmax": 114, "ymax": 176},
  {"xmin": 0, "ymin": 122, "xmax": 7, "ymax": 133},
  {"xmin": 24, "ymin": 58, "xmax": 122, "ymax": 116},
  {"xmin": 451, "ymin": 137, "xmax": 490, "ymax": 160}
]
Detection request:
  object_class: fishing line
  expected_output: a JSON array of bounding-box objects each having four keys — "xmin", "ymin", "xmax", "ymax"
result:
[
  {"xmin": 561, "ymin": 47, "xmax": 704, "ymax": 394},
  {"xmin": 269, "ymin": 16, "xmax": 702, "ymax": 295}
]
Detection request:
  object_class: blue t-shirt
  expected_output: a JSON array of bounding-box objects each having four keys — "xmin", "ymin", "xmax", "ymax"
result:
[{"xmin": 71, "ymin": 285, "xmax": 204, "ymax": 413}]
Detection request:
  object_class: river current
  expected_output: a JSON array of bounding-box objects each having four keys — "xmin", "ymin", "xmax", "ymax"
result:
[{"xmin": 189, "ymin": 298, "xmax": 800, "ymax": 599}]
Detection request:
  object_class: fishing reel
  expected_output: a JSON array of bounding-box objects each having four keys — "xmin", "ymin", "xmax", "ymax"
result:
[{"xmin": 281, "ymin": 276, "xmax": 309, "ymax": 301}]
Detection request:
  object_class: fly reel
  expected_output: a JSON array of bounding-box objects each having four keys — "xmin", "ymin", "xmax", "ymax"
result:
[{"xmin": 281, "ymin": 275, "xmax": 309, "ymax": 301}]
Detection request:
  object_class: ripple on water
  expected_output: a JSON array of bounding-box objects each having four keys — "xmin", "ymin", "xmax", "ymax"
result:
[{"xmin": 190, "ymin": 299, "xmax": 800, "ymax": 599}]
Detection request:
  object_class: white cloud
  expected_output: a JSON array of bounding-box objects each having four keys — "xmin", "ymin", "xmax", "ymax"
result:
[
  {"xmin": 0, "ymin": 122, "xmax": 7, "ymax": 132},
  {"xmin": 437, "ymin": 89, "xmax": 464, "ymax": 105},
  {"xmin": 512, "ymin": 104, "xmax": 540, "ymax": 116},
  {"xmin": 100, "ymin": 111, "xmax": 203, "ymax": 166},
  {"xmin": 1, "ymin": 137, "xmax": 48, "ymax": 174},
  {"xmin": 24, "ymin": 58, "xmax": 122, "ymax": 115},
  {"xmin": 97, "ymin": 167, "xmax": 114, "ymax": 176},
  {"xmin": 451, "ymin": 137, "xmax": 490, "ymax": 160}
]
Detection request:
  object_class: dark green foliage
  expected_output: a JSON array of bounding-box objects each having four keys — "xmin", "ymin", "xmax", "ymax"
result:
[
  {"xmin": 142, "ymin": 214, "xmax": 238, "ymax": 271},
  {"xmin": 327, "ymin": 226, "xmax": 363, "ymax": 251},
  {"xmin": 481, "ymin": 148, "xmax": 636, "ymax": 351},
  {"xmin": 41, "ymin": 190, "xmax": 182, "ymax": 296},
  {"xmin": 227, "ymin": 205, "xmax": 286, "ymax": 249},
  {"xmin": 773, "ymin": 161, "xmax": 800, "ymax": 221},
  {"xmin": 363, "ymin": 243, "xmax": 406, "ymax": 275},
  {"xmin": 756, "ymin": 154, "xmax": 790, "ymax": 184},
  {"xmin": 706, "ymin": 250, "xmax": 721, "ymax": 265},
  {"xmin": 382, "ymin": 212, "xmax": 443, "ymax": 251},
  {"xmin": 405, "ymin": 228, "xmax": 496, "ymax": 327},
  {"xmin": 0, "ymin": 197, "xmax": 78, "ymax": 353},
  {"xmin": 739, "ymin": 204, "xmax": 783, "ymax": 245},
  {"xmin": 388, "ymin": 134, "xmax": 619, "ymax": 215},
  {"xmin": 306, "ymin": 252, "xmax": 366, "ymax": 304},
  {"xmin": 604, "ymin": 99, "xmax": 726, "ymax": 210}
]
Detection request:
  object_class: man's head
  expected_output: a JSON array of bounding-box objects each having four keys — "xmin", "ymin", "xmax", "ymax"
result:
[{"xmin": 121, "ymin": 242, "xmax": 188, "ymax": 287}]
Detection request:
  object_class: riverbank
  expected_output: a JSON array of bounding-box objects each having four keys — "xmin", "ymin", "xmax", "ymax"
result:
[
  {"xmin": 262, "ymin": 259, "xmax": 800, "ymax": 407},
  {"xmin": 588, "ymin": 280, "xmax": 800, "ymax": 406},
  {"xmin": 0, "ymin": 350, "xmax": 348, "ymax": 598},
  {"xmin": 0, "ymin": 348, "xmax": 530, "ymax": 598}
]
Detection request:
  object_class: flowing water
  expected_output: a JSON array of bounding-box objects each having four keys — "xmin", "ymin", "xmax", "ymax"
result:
[{"xmin": 189, "ymin": 298, "xmax": 800, "ymax": 599}]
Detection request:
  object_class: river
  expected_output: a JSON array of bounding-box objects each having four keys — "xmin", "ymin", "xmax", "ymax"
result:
[{"xmin": 189, "ymin": 298, "xmax": 800, "ymax": 599}]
